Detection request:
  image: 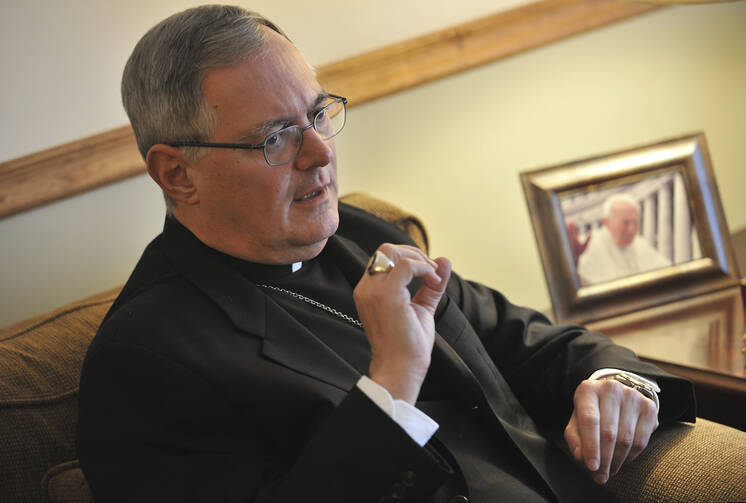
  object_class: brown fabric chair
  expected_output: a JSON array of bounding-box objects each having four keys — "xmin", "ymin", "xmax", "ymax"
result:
[
  {"xmin": 1, "ymin": 289, "xmax": 114, "ymax": 503},
  {"xmin": 1, "ymin": 193, "xmax": 744, "ymax": 503}
]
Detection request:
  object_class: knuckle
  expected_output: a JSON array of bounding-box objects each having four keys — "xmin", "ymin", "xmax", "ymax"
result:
[
  {"xmin": 577, "ymin": 407, "xmax": 599, "ymax": 426},
  {"xmin": 606, "ymin": 380, "xmax": 626, "ymax": 398},
  {"xmin": 632, "ymin": 437, "xmax": 649, "ymax": 453},
  {"xmin": 378, "ymin": 243, "xmax": 398, "ymax": 257},
  {"xmin": 600, "ymin": 427, "xmax": 617, "ymax": 443},
  {"xmin": 617, "ymin": 385, "xmax": 644, "ymax": 402},
  {"xmin": 617, "ymin": 433, "xmax": 634, "ymax": 448},
  {"xmin": 597, "ymin": 378, "xmax": 613, "ymax": 389},
  {"xmin": 573, "ymin": 381, "xmax": 597, "ymax": 404},
  {"xmin": 640, "ymin": 397, "xmax": 657, "ymax": 415},
  {"xmin": 576, "ymin": 380, "xmax": 595, "ymax": 393},
  {"xmin": 398, "ymin": 257, "xmax": 415, "ymax": 267}
]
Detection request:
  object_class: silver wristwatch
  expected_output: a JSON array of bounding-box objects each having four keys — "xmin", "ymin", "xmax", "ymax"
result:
[{"xmin": 604, "ymin": 372, "xmax": 658, "ymax": 406}]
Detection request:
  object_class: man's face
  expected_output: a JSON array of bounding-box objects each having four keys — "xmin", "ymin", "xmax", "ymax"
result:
[
  {"xmin": 604, "ymin": 201, "xmax": 639, "ymax": 248},
  {"xmin": 184, "ymin": 30, "xmax": 339, "ymax": 263}
]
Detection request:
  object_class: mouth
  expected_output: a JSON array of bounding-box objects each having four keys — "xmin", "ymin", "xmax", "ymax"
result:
[
  {"xmin": 298, "ymin": 189, "xmax": 322, "ymax": 201},
  {"xmin": 293, "ymin": 184, "xmax": 329, "ymax": 203}
]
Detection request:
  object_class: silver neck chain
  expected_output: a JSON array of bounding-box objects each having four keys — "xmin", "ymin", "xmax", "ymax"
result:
[{"xmin": 258, "ymin": 284, "xmax": 363, "ymax": 329}]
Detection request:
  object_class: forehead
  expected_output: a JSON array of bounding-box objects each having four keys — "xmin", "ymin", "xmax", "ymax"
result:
[
  {"xmin": 201, "ymin": 31, "xmax": 322, "ymax": 123},
  {"xmin": 610, "ymin": 201, "xmax": 639, "ymax": 219}
]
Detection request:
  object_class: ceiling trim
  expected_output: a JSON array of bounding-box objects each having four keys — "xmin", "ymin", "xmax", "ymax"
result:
[{"xmin": 0, "ymin": 0, "xmax": 661, "ymax": 219}]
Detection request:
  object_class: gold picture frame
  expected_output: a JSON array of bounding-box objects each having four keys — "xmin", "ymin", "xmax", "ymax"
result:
[{"xmin": 521, "ymin": 133, "xmax": 740, "ymax": 325}]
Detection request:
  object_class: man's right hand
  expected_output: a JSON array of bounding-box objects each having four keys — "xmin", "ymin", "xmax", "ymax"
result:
[{"xmin": 353, "ymin": 244, "xmax": 451, "ymax": 405}]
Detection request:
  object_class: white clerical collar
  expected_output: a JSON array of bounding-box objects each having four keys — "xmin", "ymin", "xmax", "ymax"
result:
[{"xmin": 292, "ymin": 262, "xmax": 303, "ymax": 273}]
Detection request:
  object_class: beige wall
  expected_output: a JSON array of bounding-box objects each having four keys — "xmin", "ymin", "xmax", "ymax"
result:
[
  {"xmin": 1, "ymin": 1, "xmax": 745, "ymax": 327},
  {"xmin": 337, "ymin": 2, "xmax": 746, "ymax": 313}
]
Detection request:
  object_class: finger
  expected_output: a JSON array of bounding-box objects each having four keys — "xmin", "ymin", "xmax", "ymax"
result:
[
  {"xmin": 574, "ymin": 382, "xmax": 601, "ymax": 473},
  {"xmin": 367, "ymin": 245, "xmax": 438, "ymax": 285},
  {"xmin": 627, "ymin": 396, "xmax": 658, "ymax": 463},
  {"xmin": 595, "ymin": 383, "xmax": 621, "ymax": 484},
  {"xmin": 385, "ymin": 257, "xmax": 440, "ymax": 291},
  {"xmin": 379, "ymin": 243, "xmax": 437, "ymax": 268},
  {"xmin": 609, "ymin": 390, "xmax": 637, "ymax": 476},
  {"xmin": 563, "ymin": 414, "xmax": 584, "ymax": 463},
  {"xmin": 362, "ymin": 246, "xmax": 433, "ymax": 283},
  {"xmin": 412, "ymin": 257, "xmax": 451, "ymax": 309}
]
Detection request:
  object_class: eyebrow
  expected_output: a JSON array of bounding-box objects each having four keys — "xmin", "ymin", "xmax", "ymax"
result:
[{"xmin": 238, "ymin": 91, "xmax": 329, "ymax": 143}]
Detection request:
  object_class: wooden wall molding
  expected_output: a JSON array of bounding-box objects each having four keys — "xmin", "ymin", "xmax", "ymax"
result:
[
  {"xmin": 318, "ymin": 0, "xmax": 660, "ymax": 106},
  {"xmin": 0, "ymin": 0, "xmax": 661, "ymax": 219},
  {"xmin": 0, "ymin": 126, "xmax": 142, "ymax": 218}
]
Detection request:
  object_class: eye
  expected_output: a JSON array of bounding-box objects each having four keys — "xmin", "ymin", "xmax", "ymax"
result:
[{"xmin": 265, "ymin": 133, "xmax": 280, "ymax": 146}]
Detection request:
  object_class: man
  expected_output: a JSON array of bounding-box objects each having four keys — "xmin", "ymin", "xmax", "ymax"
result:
[
  {"xmin": 577, "ymin": 194, "xmax": 671, "ymax": 286},
  {"xmin": 77, "ymin": 6, "xmax": 695, "ymax": 502}
]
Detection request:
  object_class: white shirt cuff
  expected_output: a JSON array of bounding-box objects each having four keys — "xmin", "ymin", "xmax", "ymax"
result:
[
  {"xmin": 589, "ymin": 368, "xmax": 660, "ymax": 411},
  {"xmin": 356, "ymin": 376, "xmax": 439, "ymax": 447}
]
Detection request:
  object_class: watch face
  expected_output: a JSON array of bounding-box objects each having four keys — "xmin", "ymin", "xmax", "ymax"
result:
[{"xmin": 613, "ymin": 373, "xmax": 654, "ymax": 401}]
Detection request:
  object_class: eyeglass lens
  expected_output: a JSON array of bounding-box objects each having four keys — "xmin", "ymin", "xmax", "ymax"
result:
[{"xmin": 264, "ymin": 98, "xmax": 345, "ymax": 166}]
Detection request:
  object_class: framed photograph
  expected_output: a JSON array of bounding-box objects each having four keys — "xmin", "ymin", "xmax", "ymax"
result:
[{"xmin": 521, "ymin": 133, "xmax": 740, "ymax": 325}]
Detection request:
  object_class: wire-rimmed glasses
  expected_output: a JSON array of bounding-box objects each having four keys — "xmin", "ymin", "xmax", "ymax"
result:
[{"xmin": 168, "ymin": 94, "xmax": 347, "ymax": 166}]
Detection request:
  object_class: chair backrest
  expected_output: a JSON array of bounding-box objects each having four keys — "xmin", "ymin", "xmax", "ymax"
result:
[{"xmin": 0, "ymin": 289, "xmax": 118, "ymax": 503}]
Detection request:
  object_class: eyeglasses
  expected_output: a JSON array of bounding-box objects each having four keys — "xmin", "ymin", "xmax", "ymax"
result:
[{"xmin": 167, "ymin": 94, "xmax": 347, "ymax": 166}]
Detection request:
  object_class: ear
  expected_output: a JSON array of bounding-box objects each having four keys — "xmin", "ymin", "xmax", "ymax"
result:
[{"xmin": 145, "ymin": 144, "xmax": 200, "ymax": 206}]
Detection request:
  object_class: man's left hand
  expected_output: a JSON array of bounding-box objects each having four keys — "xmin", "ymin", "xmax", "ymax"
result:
[{"xmin": 564, "ymin": 379, "xmax": 659, "ymax": 484}]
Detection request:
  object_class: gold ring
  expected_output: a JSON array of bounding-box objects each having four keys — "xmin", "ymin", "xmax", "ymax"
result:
[{"xmin": 367, "ymin": 251, "xmax": 395, "ymax": 275}]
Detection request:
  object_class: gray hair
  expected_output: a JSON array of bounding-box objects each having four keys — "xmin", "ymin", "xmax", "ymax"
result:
[
  {"xmin": 602, "ymin": 193, "xmax": 640, "ymax": 219},
  {"xmin": 123, "ymin": 5, "xmax": 288, "ymax": 158},
  {"xmin": 122, "ymin": 6, "xmax": 288, "ymax": 210}
]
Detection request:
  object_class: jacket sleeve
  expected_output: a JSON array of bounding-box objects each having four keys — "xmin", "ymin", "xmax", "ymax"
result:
[
  {"xmin": 338, "ymin": 203, "xmax": 695, "ymax": 428},
  {"xmin": 440, "ymin": 272, "xmax": 696, "ymax": 428},
  {"xmin": 77, "ymin": 340, "xmax": 453, "ymax": 503}
]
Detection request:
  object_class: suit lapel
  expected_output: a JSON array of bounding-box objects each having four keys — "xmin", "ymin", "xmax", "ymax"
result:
[
  {"xmin": 260, "ymin": 302, "xmax": 361, "ymax": 393},
  {"xmin": 161, "ymin": 218, "xmax": 360, "ymax": 394},
  {"xmin": 322, "ymin": 234, "xmax": 368, "ymax": 289}
]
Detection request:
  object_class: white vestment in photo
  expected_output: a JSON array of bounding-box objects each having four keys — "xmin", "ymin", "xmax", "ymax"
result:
[{"xmin": 577, "ymin": 227, "xmax": 671, "ymax": 286}]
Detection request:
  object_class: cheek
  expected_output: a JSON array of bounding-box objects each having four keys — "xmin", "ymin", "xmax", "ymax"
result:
[
  {"xmin": 224, "ymin": 159, "xmax": 288, "ymax": 199},
  {"xmin": 249, "ymin": 174, "xmax": 296, "ymax": 220}
]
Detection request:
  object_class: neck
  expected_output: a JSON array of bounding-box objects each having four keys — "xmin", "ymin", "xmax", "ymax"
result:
[{"xmin": 171, "ymin": 210, "xmax": 327, "ymax": 264}]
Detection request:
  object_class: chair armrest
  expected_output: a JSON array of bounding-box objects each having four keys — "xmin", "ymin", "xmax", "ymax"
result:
[{"xmin": 606, "ymin": 418, "xmax": 746, "ymax": 502}]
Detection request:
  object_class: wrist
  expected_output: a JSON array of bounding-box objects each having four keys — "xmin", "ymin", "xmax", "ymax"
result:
[{"xmin": 369, "ymin": 358, "xmax": 429, "ymax": 405}]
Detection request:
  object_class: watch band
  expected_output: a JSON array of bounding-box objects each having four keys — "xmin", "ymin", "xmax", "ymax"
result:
[{"xmin": 603, "ymin": 372, "xmax": 659, "ymax": 409}]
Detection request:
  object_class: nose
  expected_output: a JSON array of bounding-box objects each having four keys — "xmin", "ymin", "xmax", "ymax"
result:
[{"xmin": 294, "ymin": 125, "xmax": 334, "ymax": 171}]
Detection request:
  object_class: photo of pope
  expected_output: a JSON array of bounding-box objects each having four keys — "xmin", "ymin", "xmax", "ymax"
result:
[{"xmin": 577, "ymin": 193, "xmax": 671, "ymax": 286}]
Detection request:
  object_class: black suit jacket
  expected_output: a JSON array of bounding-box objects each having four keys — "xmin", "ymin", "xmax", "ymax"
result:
[{"xmin": 77, "ymin": 203, "xmax": 695, "ymax": 503}]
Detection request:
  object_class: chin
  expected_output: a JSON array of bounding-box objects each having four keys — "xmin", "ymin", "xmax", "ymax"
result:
[
  {"xmin": 315, "ymin": 206, "xmax": 340, "ymax": 240},
  {"xmin": 282, "ymin": 205, "xmax": 338, "ymax": 258},
  {"xmin": 293, "ymin": 221, "xmax": 339, "ymax": 261}
]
